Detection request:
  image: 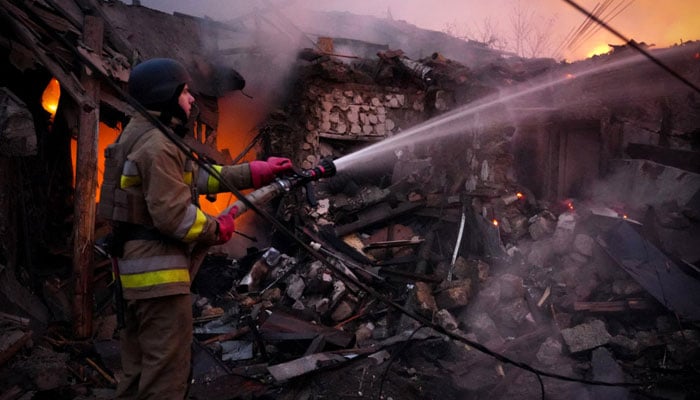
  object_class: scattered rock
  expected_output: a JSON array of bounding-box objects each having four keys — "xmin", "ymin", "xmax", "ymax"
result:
[{"xmin": 561, "ymin": 319, "xmax": 612, "ymax": 353}]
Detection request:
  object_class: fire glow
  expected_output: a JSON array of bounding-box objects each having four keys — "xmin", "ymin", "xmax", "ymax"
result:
[
  {"xmin": 586, "ymin": 43, "xmax": 611, "ymax": 58},
  {"xmin": 198, "ymin": 91, "xmax": 270, "ymax": 216},
  {"xmin": 41, "ymin": 77, "xmax": 60, "ymax": 120}
]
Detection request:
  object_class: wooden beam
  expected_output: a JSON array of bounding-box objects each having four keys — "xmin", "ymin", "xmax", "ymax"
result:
[
  {"xmin": 0, "ymin": 0, "xmax": 94, "ymax": 110},
  {"xmin": 574, "ymin": 299, "xmax": 654, "ymax": 313},
  {"xmin": 72, "ymin": 14, "xmax": 103, "ymax": 339},
  {"xmin": 626, "ymin": 143, "xmax": 700, "ymax": 174},
  {"xmin": 334, "ymin": 201, "xmax": 423, "ymax": 237},
  {"xmin": 363, "ymin": 238, "xmax": 423, "ymax": 250},
  {"xmin": 259, "ymin": 311, "xmax": 354, "ymax": 348},
  {"xmin": 0, "ymin": 331, "xmax": 33, "ymax": 367},
  {"xmin": 72, "ymin": 0, "xmax": 135, "ymax": 60}
]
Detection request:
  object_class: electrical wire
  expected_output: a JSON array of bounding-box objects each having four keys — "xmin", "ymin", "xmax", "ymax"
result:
[
  {"xmin": 561, "ymin": 0, "xmax": 700, "ymax": 94},
  {"xmin": 568, "ymin": 0, "xmax": 635, "ymax": 55},
  {"xmin": 14, "ymin": 0, "xmax": 650, "ymax": 393}
]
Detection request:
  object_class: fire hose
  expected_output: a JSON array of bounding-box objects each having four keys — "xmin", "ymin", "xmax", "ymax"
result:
[
  {"xmin": 221, "ymin": 157, "xmax": 336, "ymax": 217},
  {"xmin": 18, "ymin": 0, "xmax": 640, "ymax": 390}
]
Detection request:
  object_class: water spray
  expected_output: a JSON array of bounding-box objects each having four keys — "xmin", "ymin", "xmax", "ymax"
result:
[{"xmin": 333, "ymin": 45, "xmax": 699, "ymax": 175}]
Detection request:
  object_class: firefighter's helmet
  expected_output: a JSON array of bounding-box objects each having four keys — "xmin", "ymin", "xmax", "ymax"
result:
[{"xmin": 128, "ymin": 58, "xmax": 191, "ymax": 109}]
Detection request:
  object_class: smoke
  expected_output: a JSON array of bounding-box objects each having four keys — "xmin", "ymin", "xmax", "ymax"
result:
[{"xmin": 141, "ymin": 0, "xmax": 700, "ymax": 62}]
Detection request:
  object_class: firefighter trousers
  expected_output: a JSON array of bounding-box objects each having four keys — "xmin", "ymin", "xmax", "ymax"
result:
[{"xmin": 115, "ymin": 294, "xmax": 192, "ymax": 400}]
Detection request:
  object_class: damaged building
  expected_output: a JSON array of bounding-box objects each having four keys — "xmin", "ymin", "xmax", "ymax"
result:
[{"xmin": 1, "ymin": 1, "xmax": 699, "ymax": 399}]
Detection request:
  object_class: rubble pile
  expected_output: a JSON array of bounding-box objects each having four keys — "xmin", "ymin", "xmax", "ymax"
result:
[
  {"xmin": 146, "ymin": 149, "xmax": 697, "ymax": 400},
  {"xmin": 184, "ymin": 48, "xmax": 700, "ymax": 398}
]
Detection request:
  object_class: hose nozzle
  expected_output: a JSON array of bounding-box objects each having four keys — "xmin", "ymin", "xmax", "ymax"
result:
[
  {"xmin": 276, "ymin": 157, "xmax": 337, "ymax": 192},
  {"xmin": 300, "ymin": 157, "xmax": 336, "ymax": 181}
]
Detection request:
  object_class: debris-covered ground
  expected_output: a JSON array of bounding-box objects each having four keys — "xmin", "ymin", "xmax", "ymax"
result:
[{"xmin": 3, "ymin": 151, "xmax": 700, "ymax": 400}]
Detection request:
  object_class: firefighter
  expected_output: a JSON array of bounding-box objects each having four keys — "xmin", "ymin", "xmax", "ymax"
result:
[{"xmin": 97, "ymin": 58, "xmax": 293, "ymax": 399}]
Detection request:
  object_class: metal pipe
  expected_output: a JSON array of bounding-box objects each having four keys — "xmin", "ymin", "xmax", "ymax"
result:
[{"xmin": 447, "ymin": 201, "xmax": 468, "ymax": 281}]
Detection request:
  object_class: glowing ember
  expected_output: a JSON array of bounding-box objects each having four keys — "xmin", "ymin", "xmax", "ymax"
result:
[
  {"xmin": 567, "ymin": 202, "xmax": 574, "ymax": 210},
  {"xmin": 565, "ymin": 73, "xmax": 575, "ymax": 79},
  {"xmin": 492, "ymin": 219, "xmax": 499, "ymax": 227},
  {"xmin": 516, "ymin": 192, "xmax": 524, "ymax": 199},
  {"xmin": 623, "ymin": 214, "xmax": 628, "ymax": 219},
  {"xmin": 41, "ymin": 78, "xmax": 60, "ymax": 119}
]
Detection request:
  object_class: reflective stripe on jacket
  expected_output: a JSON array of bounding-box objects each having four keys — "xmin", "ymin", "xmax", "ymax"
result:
[{"xmin": 108, "ymin": 114, "xmax": 254, "ymax": 300}]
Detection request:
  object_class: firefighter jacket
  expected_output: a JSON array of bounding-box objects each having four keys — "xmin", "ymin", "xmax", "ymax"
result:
[{"xmin": 98, "ymin": 113, "xmax": 254, "ymax": 300}]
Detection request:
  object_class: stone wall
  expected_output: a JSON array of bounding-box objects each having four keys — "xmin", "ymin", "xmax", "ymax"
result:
[{"xmin": 296, "ymin": 82, "xmax": 427, "ymax": 169}]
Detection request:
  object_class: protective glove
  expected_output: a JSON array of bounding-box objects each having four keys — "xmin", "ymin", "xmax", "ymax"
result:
[
  {"xmin": 249, "ymin": 156, "xmax": 294, "ymax": 188},
  {"xmin": 215, "ymin": 206, "xmax": 238, "ymax": 244}
]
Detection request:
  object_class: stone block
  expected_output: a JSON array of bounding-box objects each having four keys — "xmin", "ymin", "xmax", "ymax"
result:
[
  {"xmin": 560, "ymin": 319, "xmax": 611, "ymax": 353},
  {"xmin": 414, "ymin": 281, "xmax": 438, "ymax": 315},
  {"xmin": 385, "ymin": 119, "xmax": 395, "ymax": 131},
  {"xmin": 436, "ymin": 309, "xmax": 459, "ymax": 331},
  {"xmin": 331, "ymin": 300, "xmax": 355, "ymax": 322},
  {"xmin": 535, "ymin": 337, "xmax": 563, "ymax": 366},
  {"xmin": 529, "ymin": 212, "xmax": 556, "ymax": 240},
  {"xmin": 435, "ymin": 279, "xmax": 472, "ymax": 310},
  {"xmin": 285, "ymin": 274, "xmax": 305, "ymax": 300},
  {"xmin": 498, "ymin": 273, "xmax": 525, "ymax": 301},
  {"xmin": 573, "ymin": 233, "xmax": 595, "ymax": 256},
  {"xmin": 465, "ymin": 312, "xmax": 501, "ymax": 342}
]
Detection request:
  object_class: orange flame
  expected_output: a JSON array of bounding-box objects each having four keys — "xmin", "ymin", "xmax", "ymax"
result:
[
  {"xmin": 492, "ymin": 219, "xmax": 499, "ymax": 227},
  {"xmin": 516, "ymin": 192, "xmax": 524, "ymax": 199},
  {"xmin": 71, "ymin": 122, "xmax": 120, "ymax": 202},
  {"xmin": 198, "ymin": 91, "xmax": 271, "ymax": 216},
  {"xmin": 41, "ymin": 78, "xmax": 60, "ymax": 120},
  {"xmin": 74, "ymin": 91, "xmax": 268, "ymax": 217}
]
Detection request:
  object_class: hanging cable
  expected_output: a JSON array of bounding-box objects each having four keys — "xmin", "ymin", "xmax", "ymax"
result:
[
  {"xmin": 561, "ymin": 0, "xmax": 700, "ymax": 94},
  {"xmin": 13, "ymin": 0, "xmax": 651, "ymax": 392}
]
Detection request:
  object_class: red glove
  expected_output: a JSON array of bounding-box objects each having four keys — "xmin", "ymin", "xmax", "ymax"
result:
[
  {"xmin": 249, "ymin": 156, "xmax": 294, "ymax": 188},
  {"xmin": 215, "ymin": 206, "xmax": 238, "ymax": 244}
]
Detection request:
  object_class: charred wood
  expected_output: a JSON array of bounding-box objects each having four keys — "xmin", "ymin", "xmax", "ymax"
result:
[
  {"xmin": 334, "ymin": 201, "xmax": 424, "ymax": 237},
  {"xmin": 259, "ymin": 310, "xmax": 354, "ymax": 348},
  {"xmin": 626, "ymin": 143, "xmax": 700, "ymax": 174},
  {"xmin": 574, "ymin": 299, "xmax": 655, "ymax": 313}
]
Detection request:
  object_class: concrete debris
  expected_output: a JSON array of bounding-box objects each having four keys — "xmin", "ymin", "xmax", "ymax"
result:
[
  {"xmin": 435, "ymin": 279, "xmax": 473, "ymax": 310},
  {"xmin": 573, "ymin": 233, "xmax": 595, "ymax": 257},
  {"xmin": 535, "ymin": 337, "xmax": 563, "ymax": 367},
  {"xmin": 560, "ymin": 319, "xmax": 612, "ymax": 353},
  {"xmin": 528, "ymin": 211, "xmax": 557, "ymax": 240}
]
